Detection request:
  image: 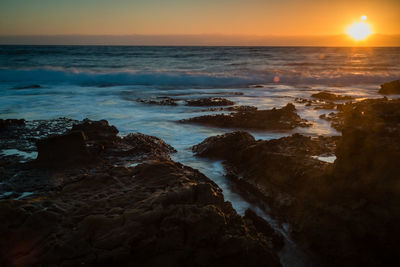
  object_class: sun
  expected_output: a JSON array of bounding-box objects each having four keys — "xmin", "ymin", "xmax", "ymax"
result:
[{"xmin": 346, "ymin": 15, "xmax": 373, "ymax": 41}]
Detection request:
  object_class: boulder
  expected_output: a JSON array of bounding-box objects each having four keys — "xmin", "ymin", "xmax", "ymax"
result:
[
  {"xmin": 378, "ymin": 80, "xmax": 400, "ymax": 94},
  {"xmin": 193, "ymin": 131, "xmax": 255, "ymax": 159},
  {"xmin": 36, "ymin": 131, "xmax": 89, "ymax": 166},
  {"xmin": 71, "ymin": 119, "xmax": 118, "ymax": 143}
]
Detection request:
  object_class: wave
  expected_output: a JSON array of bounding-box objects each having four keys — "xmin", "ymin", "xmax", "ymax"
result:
[{"xmin": 0, "ymin": 68, "xmax": 398, "ymax": 88}]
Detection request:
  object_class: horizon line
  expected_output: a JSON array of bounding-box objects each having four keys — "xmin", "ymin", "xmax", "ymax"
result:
[{"xmin": 1, "ymin": 34, "xmax": 399, "ymax": 47}]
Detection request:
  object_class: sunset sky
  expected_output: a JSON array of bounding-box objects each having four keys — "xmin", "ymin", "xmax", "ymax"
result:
[{"xmin": 1, "ymin": 0, "xmax": 399, "ymax": 46}]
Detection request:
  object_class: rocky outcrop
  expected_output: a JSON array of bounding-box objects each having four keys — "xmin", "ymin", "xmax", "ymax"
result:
[
  {"xmin": 311, "ymin": 92, "xmax": 353, "ymax": 101},
  {"xmin": 0, "ymin": 119, "xmax": 282, "ymax": 267},
  {"xmin": 378, "ymin": 80, "xmax": 400, "ymax": 94},
  {"xmin": 181, "ymin": 103, "xmax": 311, "ymax": 130},
  {"xmin": 193, "ymin": 131, "xmax": 255, "ymax": 160},
  {"xmin": 185, "ymin": 97, "xmax": 235, "ymax": 106},
  {"xmin": 0, "ymin": 119, "xmax": 25, "ymax": 132},
  {"xmin": 194, "ymin": 98, "xmax": 400, "ymax": 266},
  {"xmin": 137, "ymin": 97, "xmax": 178, "ymax": 106},
  {"xmin": 36, "ymin": 131, "xmax": 89, "ymax": 166}
]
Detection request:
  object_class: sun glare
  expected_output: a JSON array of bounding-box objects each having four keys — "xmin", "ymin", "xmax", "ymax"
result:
[{"xmin": 346, "ymin": 16, "xmax": 373, "ymax": 41}]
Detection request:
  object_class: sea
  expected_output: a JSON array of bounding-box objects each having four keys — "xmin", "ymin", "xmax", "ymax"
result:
[{"xmin": 1, "ymin": 45, "xmax": 400, "ymax": 266}]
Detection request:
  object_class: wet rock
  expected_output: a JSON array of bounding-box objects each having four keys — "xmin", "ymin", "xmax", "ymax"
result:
[
  {"xmin": 311, "ymin": 92, "xmax": 353, "ymax": 101},
  {"xmin": 181, "ymin": 103, "xmax": 311, "ymax": 130},
  {"xmin": 36, "ymin": 131, "xmax": 90, "ymax": 166},
  {"xmin": 201, "ymin": 105, "xmax": 257, "ymax": 112},
  {"xmin": 244, "ymin": 209, "xmax": 284, "ymax": 251},
  {"xmin": 185, "ymin": 97, "xmax": 235, "ymax": 106},
  {"xmin": 193, "ymin": 131, "xmax": 255, "ymax": 160},
  {"xmin": 71, "ymin": 118, "xmax": 118, "ymax": 143},
  {"xmin": 0, "ymin": 119, "xmax": 282, "ymax": 267},
  {"xmin": 224, "ymin": 105, "xmax": 258, "ymax": 112},
  {"xmin": 313, "ymin": 101, "xmax": 337, "ymax": 110},
  {"xmin": 0, "ymin": 119, "xmax": 25, "ymax": 131},
  {"xmin": 195, "ymin": 98, "xmax": 400, "ymax": 266},
  {"xmin": 378, "ymin": 80, "xmax": 400, "ymax": 94},
  {"xmin": 122, "ymin": 133, "xmax": 176, "ymax": 157},
  {"xmin": 137, "ymin": 97, "xmax": 178, "ymax": 106}
]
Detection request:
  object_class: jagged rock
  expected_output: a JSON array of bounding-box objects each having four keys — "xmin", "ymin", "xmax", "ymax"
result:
[
  {"xmin": 311, "ymin": 92, "xmax": 353, "ymax": 101},
  {"xmin": 36, "ymin": 131, "xmax": 89, "ymax": 166},
  {"xmin": 194, "ymin": 98, "xmax": 400, "ymax": 266},
  {"xmin": 244, "ymin": 209, "xmax": 284, "ymax": 251},
  {"xmin": 0, "ymin": 119, "xmax": 25, "ymax": 131},
  {"xmin": 71, "ymin": 118, "xmax": 119, "ymax": 143},
  {"xmin": 0, "ymin": 119, "xmax": 282, "ymax": 267},
  {"xmin": 185, "ymin": 97, "xmax": 235, "ymax": 106},
  {"xmin": 137, "ymin": 97, "xmax": 178, "ymax": 106},
  {"xmin": 378, "ymin": 80, "xmax": 400, "ymax": 94},
  {"xmin": 181, "ymin": 103, "xmax": 311, "ymax": 130},
  {"xmin": 193, "ymin": 131, "xmax": 255, "ymax": 160}
]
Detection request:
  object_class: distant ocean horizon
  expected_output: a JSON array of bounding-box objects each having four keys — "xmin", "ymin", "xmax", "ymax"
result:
[{"xmin": 1, "ymin": 45, "xmax": 399, "ymax": 88}]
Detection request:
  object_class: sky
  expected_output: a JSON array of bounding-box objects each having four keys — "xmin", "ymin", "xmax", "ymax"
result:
[{"xmin": 1, "ymin": 0, "xmax": 399, "ymax": 46}]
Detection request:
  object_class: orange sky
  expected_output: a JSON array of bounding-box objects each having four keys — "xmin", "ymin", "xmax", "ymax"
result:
[{"xmin": 1, "ymin": 0, "xmax": 399, "ymax": 46}]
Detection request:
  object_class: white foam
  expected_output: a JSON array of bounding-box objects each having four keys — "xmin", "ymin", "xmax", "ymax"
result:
[{"xmin": 312, "ymin": 155, "xmax": 336, "ymax": 163}]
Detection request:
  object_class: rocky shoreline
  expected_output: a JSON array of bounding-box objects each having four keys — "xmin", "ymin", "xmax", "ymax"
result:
[
  {"xmin": 1, "ymin": 84, "xmax": 400, "ymax": 267},
  {"xmin": 0, "ymin": 118, "xmax": 282, "ymax": 267},
  {"xmin": 192, "ymin": 97, "xmax": 400, "ymax": 266}
]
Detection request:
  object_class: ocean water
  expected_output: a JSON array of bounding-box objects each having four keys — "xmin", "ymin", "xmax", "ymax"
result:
[{"xmin": 1, "ymin": 45, "xmax": 400, "ymax": 266}]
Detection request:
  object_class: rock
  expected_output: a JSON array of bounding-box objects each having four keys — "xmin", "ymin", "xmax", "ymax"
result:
[
  {"xmin": 193, "ymin": 131, "xmax": 255, "ymax": 159},
  {"xmin": 311, "ymin": 92, "xmax": 353, "ymax": 101},
  {"xmin": 137, "ymin": 97, "xmax": 178, "ymax": 106},
  {"xmin": 0, "ymin": 119, "xmax": 25, "ymax": 131},
  {"xmin": 71, "ymin": 118, "xmax": 119, "ymax": 143},
  {"xmin": 378, "ymin": 80, "xmax": 400, "ymax": 94},
  {"xmin": 119, "ymin": 133, "xmax": 177, "ymax": 160},
  {"xmin": 185, "ymin": 97, "xmax": 235, "ymax": 106},
  {"xmin": 224, "ymin": 105, "xmax": 258, "ymax": 112},
  {"xmin": 244, "ymin": 209, "xmax": 284, "ymax": 251},
  {"xmin": 36, "ymin": 131, "xmax": 89, "ymax": 166},
  {"xmin": 194, "ymin": 98, "xmax": 400, "ymax": 266},
  {"xmin": 181, "ymin": 103, "xmax": 311, "ymax": 130},
  {"xmin": 0, "ymin": 119, "xmax": 282, "ymax": 267}
]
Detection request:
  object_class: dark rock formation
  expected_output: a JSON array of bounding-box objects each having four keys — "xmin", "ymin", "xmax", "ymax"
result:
[
  {"xmin": 224, "ymin": 105, "xmax": 258, "ymax": 112},
  {"xmin": 378, "ymin": 80, "xmax": 400, "ymax": 94},
  {"xmin": 181, "ymin": 103, "xmax": 311, "ymax": 130},
  {"xmin": 36, "ymin": 131, "xmax": 89, "ymax": 166},
  {"xmin": 0, "ymin": 119, "xmax": 25, "ymax": 132},
  {"xmin": 244, "ymin": 209, "xmax": 284, "ymax": 251},
  {"xmin": 0, "ymin": 119, "xmax": 282, "ymax": 267},
  {"xmin": 185, "ymin": 97, "xmax": 235, "ymax": 106},
  {"xmin": 137, "ymin": 97, "xmax": 178, "ymax": 106},
  {"xmin": 311, "ymin": 92, "xmax": 353, "ymax": 101},
  {"xmin": 194, "ymin": 98, "xmax": 400, "ymax": 266},
  {"xmin": 71, "ymin": 119, "xmax": 119, "ymax": 144},
  {"xmin": 193, "ymin": 131, "xmax": 255, "ymax": 160}
]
